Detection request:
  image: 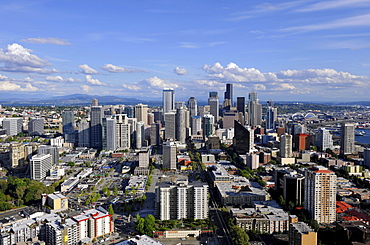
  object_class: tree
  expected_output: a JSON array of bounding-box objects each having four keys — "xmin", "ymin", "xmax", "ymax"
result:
[
  {"xmin": 308, "ymin": 219, "xmax": 320, "ymax": 232},
  {"xmin": 113, "ymin": 187, "xmax": 118, "ymax": 196},
  {"xmin": 144, "ymin": 214, "xmax": 155, "ymax": 237},
  {"xmin": 230, "ymin": 225, "xmax": 250, "ymax": 245},
  {"xmin": 108, "ymin": 204, "xmax": 114, "ymax": 215}
]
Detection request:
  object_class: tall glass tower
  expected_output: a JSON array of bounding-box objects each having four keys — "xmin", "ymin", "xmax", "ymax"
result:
[{"xmin": 163, "ymin": 88, "xmax": 175, "ymax": 114}]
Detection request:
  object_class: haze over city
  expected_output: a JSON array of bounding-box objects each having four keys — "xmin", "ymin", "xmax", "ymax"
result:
[{"xmin": 0, "ymin": 0, "xmax": 370, "ymax": 101}]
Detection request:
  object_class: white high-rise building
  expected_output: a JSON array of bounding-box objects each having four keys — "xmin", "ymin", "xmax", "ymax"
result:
[
  {"xmin": 248, "ymin": 91, "xmax": 262, "ymax": 126},
  {"xmin": 30, "ymin": 154, "xmax": 52, "ymax": 181},
  {"xmin": 135, "ymin": 103, "xmax": 148, "ymax": 126},
  {"xmin": 163, "ymin": 141, "xmax": 177, "ymax": 170},
  {"xmin": 2, "ymin": 118, "xmax": 23, "ymax": 136},
  {"xmin": 191, "ymin": 116, "xmax": 202, "ymax": 136},
  {"xmin": 163, "ymin": 88, "xmax": 175, "ymax": 114},
  {"xmin": 103, "ymin": 117, "xmax": 116, "ymax": 150},
  {"xmin": 155, "ymin": 179, "xmax": 208, "ymax": 220},
  {"xmin": 28, "ymin": 118, "xmax": 44, "ymax": 136},
  {"xmin": 315, "ymin": 128, "xmax": 333, "ymax": 151},
  {"xmin": 208, "ymin": 92, "xmax": 219, "ymax": 124},
  {"xmin": 176, "ymin": 107, "xmax": 186, "ymax": 143},
  {"xmin": 164, "ymin": 111, "xmax": 176, "ymax": 140},
  {"xmin": 280, "ymin": 133, "xmax": 293, "ymax": 158},
  {"xmin": 340, "ymin": 123, "xmax": 355, "ymax": 156},
  {"xmin": 114, "ymin": 114, "xmax": 130, "ymax": 150},
  {"xmin": 38, "ymin": 145, "xmax": 59, "ymax": 165},
  {"xmin": 136, "ymin": 121, "xmax": 145, "ymax": 149},
  {"xmin": 304, "ymin": 166, "xmax": 337, "ymax": 224}
]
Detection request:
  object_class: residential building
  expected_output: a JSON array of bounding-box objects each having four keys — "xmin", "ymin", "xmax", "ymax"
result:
[
  {"xmin": 163, "ymin": 141, "xmax": 177, "ymax": 170},
  {"xmin": 340, "ymin": 123, "xmax": 355, "ymax": 156},
  {"xmin": 280, "ymin": 134, "xmax": 293, "ymax": 158},
  {"xmin": 28, "ymin": 118, "xmax": 44, "ymax": 136},
  {"xmin": 315, "ymin": 128, "xmax": 333, "ymax": 151},
  {"xmin": 135, "ymin": 103, "xmax": 148, "ymax": 126},
  {"xmin": 2, "ymin": 118, "xmax": 23, "ymax": 136},
  {"xmin": 30, "ymin": 154, "xmax": 52, "ymax": 181}
]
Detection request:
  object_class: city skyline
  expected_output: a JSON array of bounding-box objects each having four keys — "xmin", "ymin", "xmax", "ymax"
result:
[{"xmin": 0, "ymin": 0, "xmax": 370, "ymax": 102}]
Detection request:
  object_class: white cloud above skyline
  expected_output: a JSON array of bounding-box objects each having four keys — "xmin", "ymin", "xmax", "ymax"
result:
[
  {"xmin": 85, "ymin": 75, "xmax": 106, "ymax": 86},
  {"xmin": 101, "ymin": 64, "xmax": 148, "ymax": 73},
  {"xmin": 78, "ymin": 64, "xmax": 99, "ymax": 74},
  {"xmin": 174, "ymin": 67, "xmax": 188, "ymax": 75},
  {"xmin": 21, "ymin": 37, "xmax": 71, "ymax": 45}
]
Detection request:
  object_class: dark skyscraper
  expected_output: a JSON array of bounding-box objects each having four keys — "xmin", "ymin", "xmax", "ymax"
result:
[
  {"xmin": 266, "ymin": 99, "xmax": 277, "ymax": 132},
  {"xmin": 187, "ymin": 97, "xmax": 198, "ymax": 118},
  {"xmin": 236, "ymin": 97, "xmax": 246, "ymax": 121},
  {"xmin": 223, "ymin": 83, "xmax": 233, "ymax": 111},
  {"xmin": 90, "ymin": 100, "xmax": 103, "ymax": 149}
]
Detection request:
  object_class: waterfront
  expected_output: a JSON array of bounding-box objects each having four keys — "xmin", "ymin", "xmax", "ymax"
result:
[{"xmin": 355, "ymin": 129, "xmax": 370, "ymax": 145}]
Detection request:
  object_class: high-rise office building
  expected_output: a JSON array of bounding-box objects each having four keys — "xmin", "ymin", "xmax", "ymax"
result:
[
  {"xmin": 124, "ymin": 105, "xmax": 135, "ymax": 118},
  {"xmin": 248, "ymin": 91, "xmax": 262, "ymax": 126},
  {"xmin": 90, "ymin": 104, "xmax": 103, "ymax": 150},
  {"xmin": 266, "ymin": 100, "xmax": 277, "ymax": 132},
  {"xmin": 164, "ymin": 111, "xmax": 176, "ymax": 140},
  {"xmin": 283, "ymin": 173, "xmax": 305, "ymax": 206},
  {"xmin": 175, "ymin": 101, "xmax": 185, "ymax": 110},
  {"xmin": 315, "ymin": 128, "xmax": 333, "ymax": 151},
  {"xmin": 208, "ymin": 92, "xmax": 219, "ymax": 124},
  {"xmin": 223, "ymin": 83, "xmax": 233, "ymax": 111},
  {"xmin": 28, "ymin": 118, "xmax": 44, "ymax": 136},
  {"xmin": 136, "ymin": 121, "xmax": 145, "ymax": 149},
  {"xmin": 102, "ymin": 117, "xmax": 116, "ymax": 150},
  {"xmin": 135, "ymin": 103, "xmax": 148, "ymax": 126},
  {"xmin": 163, "ymin": 141, "xmax": 177, "ymax": 169},
  {"xmin": 2, "ymin": 118, "xmax": 23, "ymax": 136},
  {"xmin": 304, "ymin": 166, "xmax": 337, "ymax": 224},
  {"xmin": 187, "ymin": 97, "xmax": 198, "ymax": 118},
  {"xmin": 163, "ymin": 88, "xmax": 175, "ymax": 114},
  {"xmin": 280, "ymin": 133, "xmax": 293, "ymax": 158},
  {"xmin": 202, "ymin": 114, "xmax": 214, "ymax": 138},
  {"xmin": 78, "ymin": 119, "xmax": 90, "ymax": 147},
  {"xmin": 340, "ymin": 123, "xmax": 355, "ymax": 156},
  {"xmin": 62, "ymin": 111, "xmax": 74, "ymax": 134},
  {"xmin": 150, "ymin": 123, "xmax": 160, "ymax": 146},
  {"xmin": 233, "ymin": 120, "xmax": 254, "ymax": 154},
  {"xmin": 114, "ymin": 114, "xmax": 130, "ymax": 150},
  {"xmin": 38, "ymin": 145, "xmax": 59, "ymax": 165},
  {"xmin": 176, "ymin": 107, "xmax": 186, "ymax": 143},
  {"xmin": 191, "ymin": 116, "xmax": 202, "ymax": 136},
  {"xmin": 155, "ymin": 179, "xmax": 208, "ymax": 220},
  {"xmin": 30, "ymin": 154, "xmax": 52, "ymax": 181},
  {"xmin": 236, "ymin": 97, "xmax": 246, "ymax": 123}
]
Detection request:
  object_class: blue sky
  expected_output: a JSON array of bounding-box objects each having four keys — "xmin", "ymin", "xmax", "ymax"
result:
[{"xmin": 0, "ymin": 0, "xmax": 370, "ymax": 102}]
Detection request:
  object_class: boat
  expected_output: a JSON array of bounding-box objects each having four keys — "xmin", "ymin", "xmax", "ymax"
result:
[{"xmin": 355, "ymin": 130, "xmax": 366, "ymax": 136}]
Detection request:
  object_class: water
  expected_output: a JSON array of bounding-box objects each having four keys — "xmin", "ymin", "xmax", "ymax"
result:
[{"xmin": 355, "ymin": 129, "xmax": 370, "ymax": 145}]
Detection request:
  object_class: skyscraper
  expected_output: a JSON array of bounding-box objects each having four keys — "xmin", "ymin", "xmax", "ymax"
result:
[
  {"xmin": 2, "ymin": 118, "xmax": 23, "ymax": 136},
  {"xmin": 176, "ymin": 107, "xmax": 186, "ymax": 143},
  {"xmin": 187, "ymin": 97, "xmax": 198, "ymax": 118},
  {"xmin": 223, "ymin": 83, "xmax": 233, "ymax": 110},
  {"xmin": 236, "ymin": 97, "xmax": 246, "ymax": 123},
  {"xmin": 150, "ymin": 123, "xmax": 160, "ymax": 146},
  {"xmin": 114, "ymin": 114, "xmax": 130, "ymax": 150},
  {"xmin": 136, "ymin": 121, "xmax": 145, "ymax": 149},
  {"xmin": 28, "ymin": 118, "xmax": 44, "ymax": 136},
  {"xmin": 102, "ymin": 117, "xmax": 116, "ymax": 150},
  {"xmin": 248, "ymin": 91, "xmax": 262, "ymax": 126},
  {"xmin": 340, "ymin": 123, "xmax": 355, "ymax": 156},
  {"xmin": 233, "ymin": 120, "xmax": 254, "ymax": 154},
  {"xmin": 202, "ymin": 114, "xmax": 214, "ymax": 138},
  {"xmin": 280, "ymin": 133, "xmax": 293, "ymax": 158},
  {"xmin": 62, "ymin": 110, "xmax": 75, "ymax": 143},
  {"xmin": 164, "ymin": 111, "xmax": 176, "ymax": 140},
  {"xmin": 315, "ymin": 128, "xmax": 333, "ymax": 151},
  {"xmin": 304, "ymin": 166, "xmax": 337, "ymax": 224},
  {"xmin": 90, "ymin": 104, "xmax": 103, "ymax": 150},
  {"xmin": 38, "ymin": 145, "xmax": 59, "ymax": 165},
  {"xmin": 163, "ymin": 88, "xmax": 175, "ymax": 114},
  {"xmin": 135, "ymin": 103, "xmax": 148, "ymax": 126},
  {"xmin": 266, "ymin": 100, "xmax": 277, "ymax": 132},
  {"xmin": 30, "ymin": 154, "xmax": 52, "ymax": 181},
  {"xmin": 163, "ymin": 141, "xmax": 177, "ymax": 170},
  {"xmin": 191, "ymin": 116, "xmax": 202, "ymax": 136},
  {"xmin": 124, "ymin": 105, "xmax": 135, "ymax": 118},
  {"xmin": 364, "ymin": 148, "xmax": 370, "ymax": 169},
  {"xmin": 78, "ymin": 119, "xmax": 90, "ymax": 147},
  {"xmin": 208, "ymin": 92, "xmax": 219, "ymax": 124}
]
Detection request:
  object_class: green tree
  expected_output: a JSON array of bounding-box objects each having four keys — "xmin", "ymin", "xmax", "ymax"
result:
[
  {"xmin": 108, "ymin": 204, "xmax": 114, "ymax": 215},
  {"xmin": 144, "ymin": 214, "xmax": 155, "ymax": 237},
  {"xmin": 308, "ymin": 219, "xmax": 320, "ymax": 232},
  {"xmin": 113, "ymin": 187, "xmax": 118, "ymax": 196},
  {"xmin": 230, "ymin": 225, "xmax": 250, "ymax": 245}
]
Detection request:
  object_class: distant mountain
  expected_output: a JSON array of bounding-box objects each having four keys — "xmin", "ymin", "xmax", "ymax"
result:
[{"xmin": 0, "ymin": 93, "xmax": 161, "ymax": 106}]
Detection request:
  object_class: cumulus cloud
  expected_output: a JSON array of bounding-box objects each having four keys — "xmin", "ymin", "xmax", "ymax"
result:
[
  {"xmin": 0, "ymin": 81, "xmax": 38, "ymax": 91},
  {"xmin": 81, "ymin": 85, "xmax": 93, "ymax": 93},
  {"xmin": 78, "ymin": 64, "xmax": 99, "ymax": 74},
  {"xmin": 0, "ymin": 74, "xmax": 8, "ymax": 80},
  {"xmin": 174, "ymin": 67, "xmax": 188, "ymax": 75},
  {"xmin": 271, "ymin": 83, "xmax": 296, "ymax": 90},
  {"xmin": 142, "ymin": 76, "xmax": 178, "ymax": 89},
  {"xmin": 122, "ymin": 83, "xmax": 141, "ymax": 91},
  {"xmin": 85, "ymin": 75, "xmax": 106, "ymax": 86},
  {"xmin": 45, "ymin": 76, "xmax": 81, "ymax": 83},
  {"xmin": 203, "ymin": 62, "xmax": 277, "ymax": 82},
  {"xmin": 21, "ymin": 37, "xmax": 71, "ymax": 45},
  {"xmin": 102, "ymin": 64, "xmax": 148, "ymax": 73},
  {"xmin": 0, "ymin": 43, "xmax": 58, "ymax": 74}
]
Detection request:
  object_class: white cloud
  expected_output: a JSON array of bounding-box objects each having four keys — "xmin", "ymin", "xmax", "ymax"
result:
[
  {"xmin": 202, "ymin": 62, "xmax": 278, "ymax": 82},
  {"xmin": 174, "ymin": 67, "xmax": 188, "ymax": 75},
  {"xmin": 102, "ymin": 64, "xmax": 148, "ymax": 73},
  {"xmin": 0, "ymin": 74, "xmax": 8, "ymax": 80},
  {"xmin": 85, "ymin": 75, "xmax": 106, "ymax": 86},
  {"xmin": 78, "ymin": 64, "xmax": 99, "ymax": 74},
  {"xmin": 0, "ymin": 81, "xmax": 38, "ymax": 91},
  {"xmin": 0, "ymin": 43, "xmax": 57, "ymax": 74},
  {"xmin": 45, "ymin": 76, "xmax": 81, "ymax": 83},
  {"xmin": 81, "ymin": 85, "xmax": 93, "ymax": 93},
  {"xmin": 142, "ymin": 76, "xmax": 178, "ymax": 89},
  {"xmin": 271, "ymin": 83, "xmax": 296, "ymax": 90},
  {"xmin": 122, "ymin": 83, "xmax": 141, "ymax": 91},
  {"xmin": 21, "ymin": 37, "xmax": 71, "ymax": 45},
  {"xmin": 297, "ymin": 0, "xmax": 370, "ymax": 12},
  {"xmin": 281, "ymin": 13, "xmax": 370, "ymax": 32},
  {"xmin": 253, "ymin": 84, "xmax": 267, "ymax": 90}
]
